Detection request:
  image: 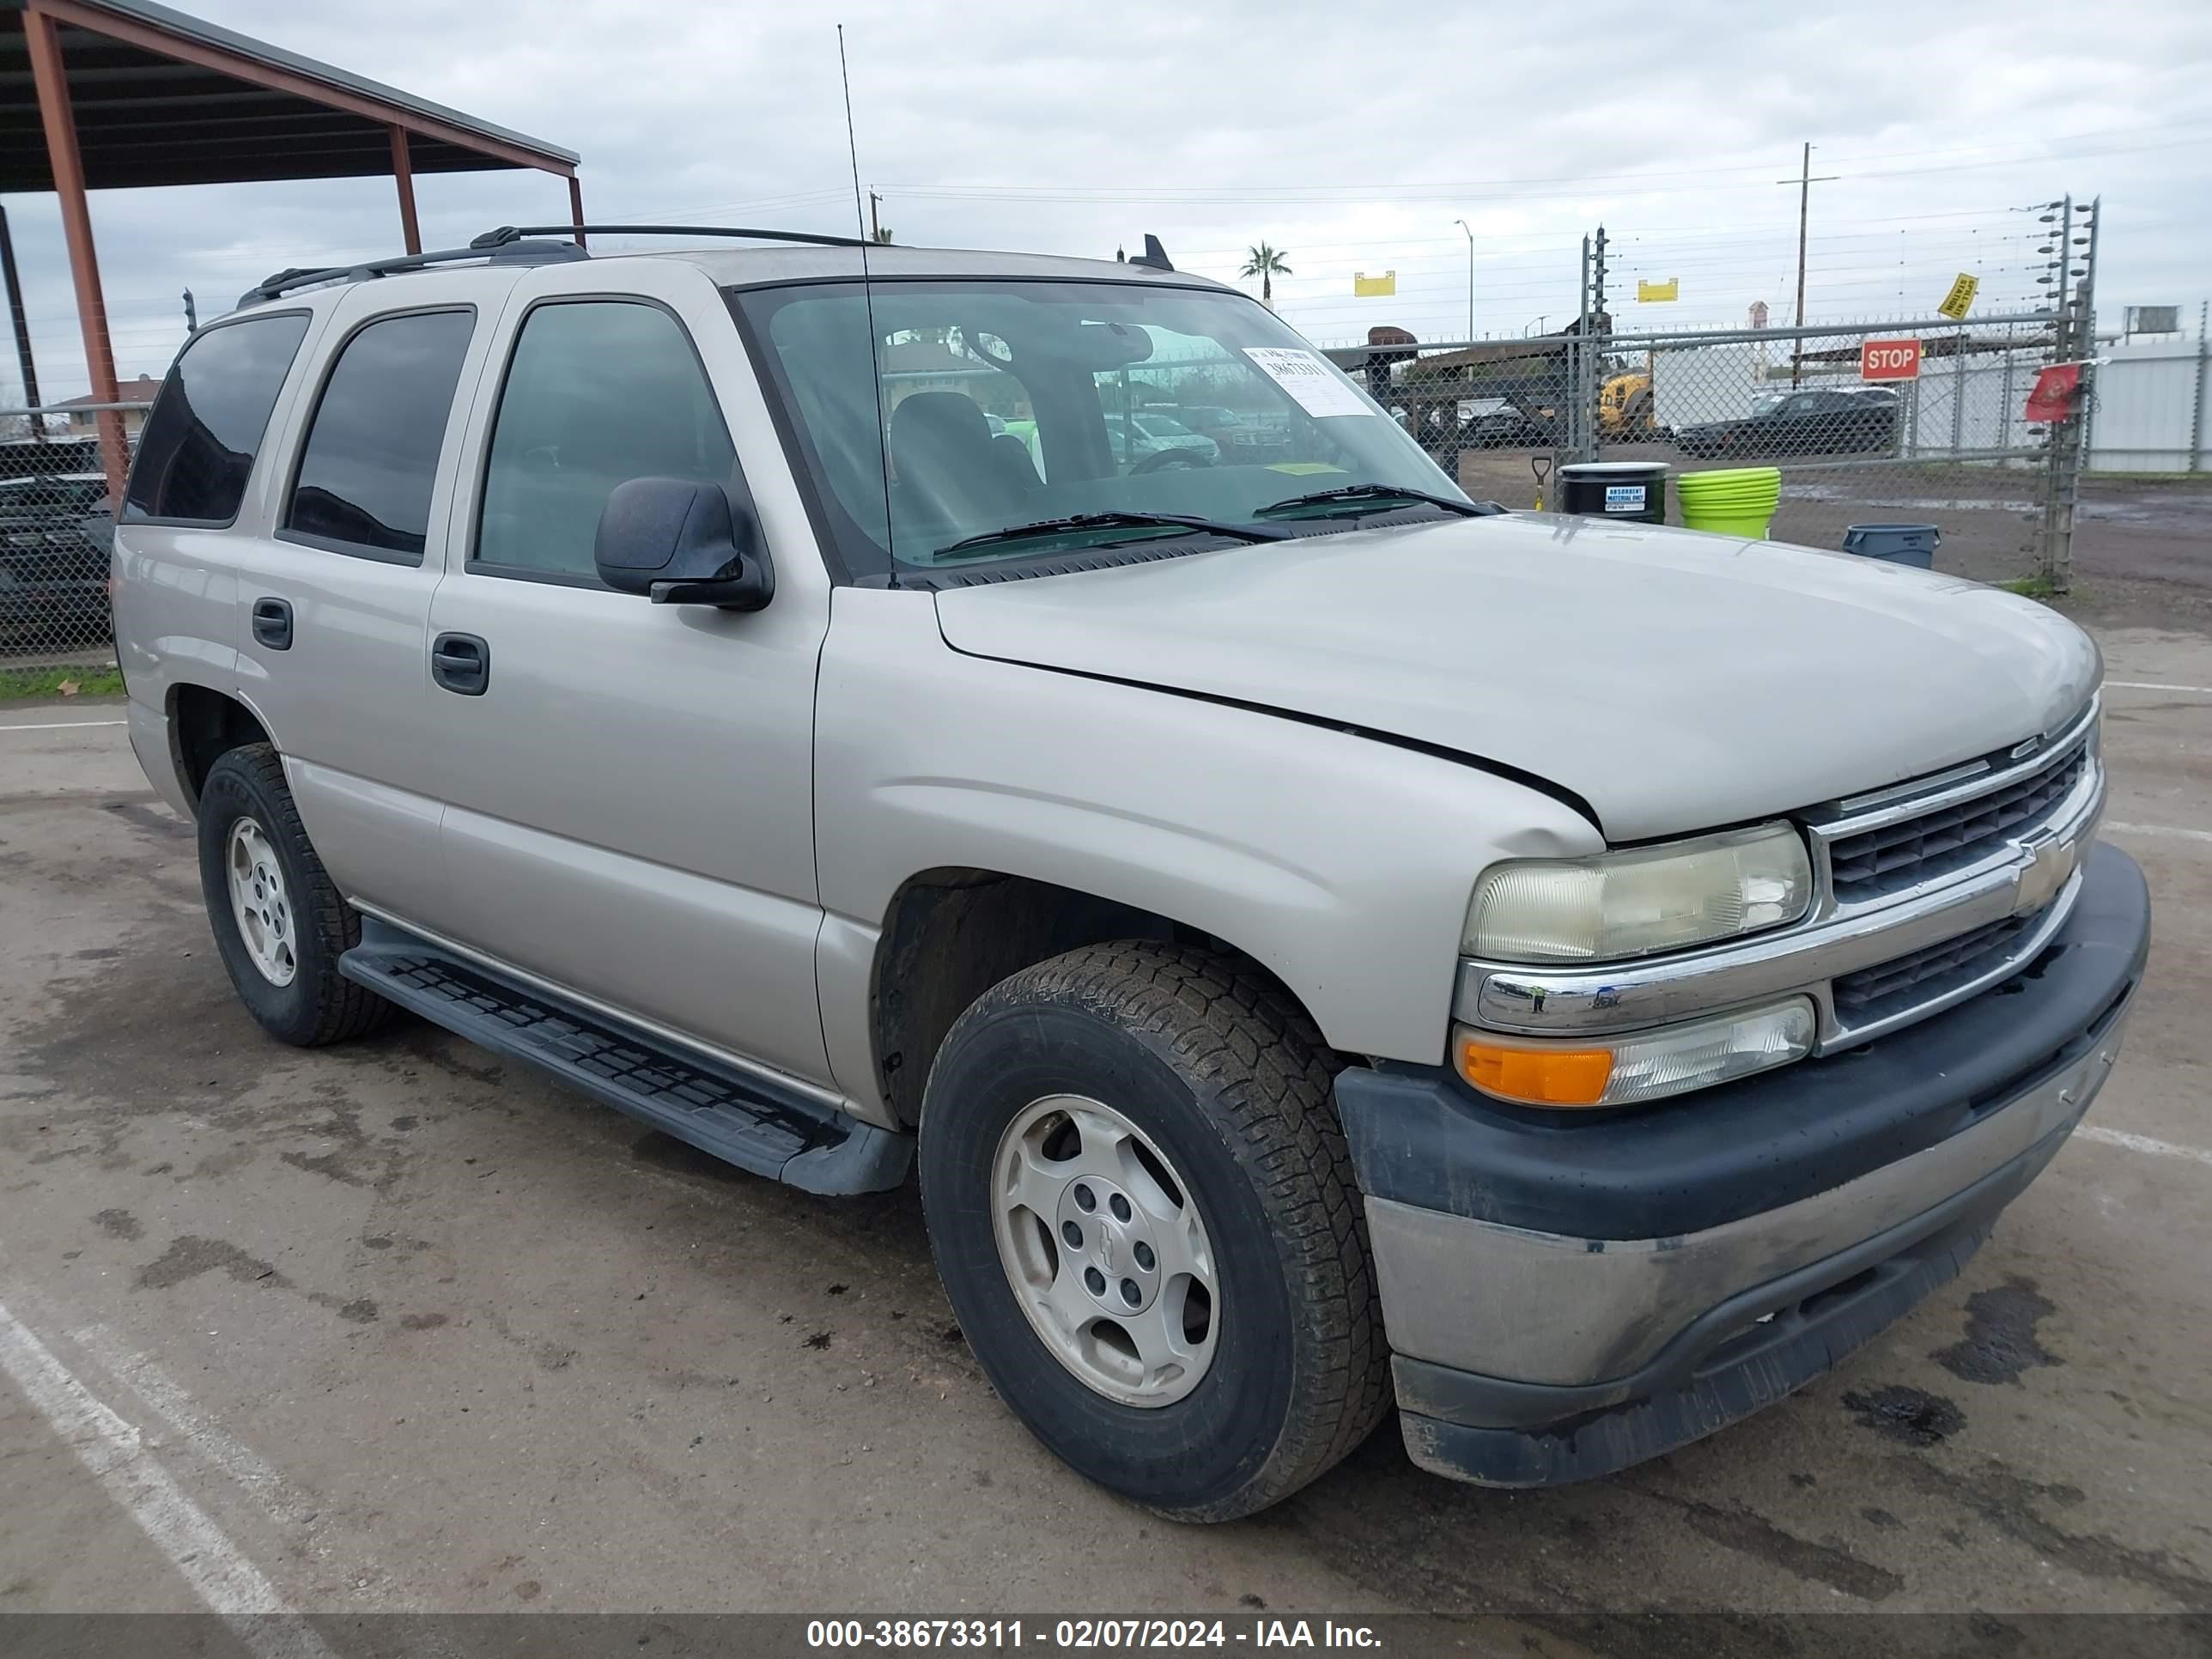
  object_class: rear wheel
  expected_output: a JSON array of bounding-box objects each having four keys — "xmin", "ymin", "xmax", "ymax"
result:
[
  {"xmin": 918, "ymin": 942, "xmax": 1389, "ymax": 1521},
  {"xmin": 197, "ymin": 744, "xmax": 392, "ymax": 1047}
]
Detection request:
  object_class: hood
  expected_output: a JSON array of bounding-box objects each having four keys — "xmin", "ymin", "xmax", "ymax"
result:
[{"xmin": 930, "ymin": 513, "xmax": 2100, "ymax": 842}]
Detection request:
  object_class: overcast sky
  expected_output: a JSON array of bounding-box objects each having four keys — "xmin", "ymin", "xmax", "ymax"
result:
[{"xmin": 4, "ymin": 0, "xmax": 2209, "ymax": 401}]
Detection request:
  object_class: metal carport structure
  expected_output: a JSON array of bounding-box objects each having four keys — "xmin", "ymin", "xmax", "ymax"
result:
[{"xmin": 2, "ymin": 0, "xmax": 581, "ymax": 497}]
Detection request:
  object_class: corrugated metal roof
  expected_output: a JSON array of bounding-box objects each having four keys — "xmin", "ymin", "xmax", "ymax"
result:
[{"xmin": 2, "ymin": 0, "xmax": 576, "ymax": 191}]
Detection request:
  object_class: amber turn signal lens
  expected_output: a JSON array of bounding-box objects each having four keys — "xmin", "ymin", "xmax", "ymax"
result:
[{"xmin": 1455, "ymin": 1037, "xmax": 1614, "ymax": 1107}]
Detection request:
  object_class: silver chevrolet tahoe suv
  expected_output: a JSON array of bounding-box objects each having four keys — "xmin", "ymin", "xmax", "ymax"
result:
[{"xmin": 112, "ymin": 228, "xmax": 2148, "ymax": 1521}]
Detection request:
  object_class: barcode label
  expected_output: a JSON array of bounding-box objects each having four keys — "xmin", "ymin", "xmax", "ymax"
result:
[{"xmin": 1243, "ymin": 348, "xmax": 1373, "ymax": 418}]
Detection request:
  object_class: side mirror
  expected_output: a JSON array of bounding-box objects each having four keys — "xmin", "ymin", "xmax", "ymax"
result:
[{"xmin": 593, "ymin": 477, "xmax": 774, "ymax": 611}]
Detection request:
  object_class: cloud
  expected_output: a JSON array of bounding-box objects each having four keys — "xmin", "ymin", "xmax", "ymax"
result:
[{"xmin": 3, "ymin": 0, "xmax": 2206, "ymax": 397}]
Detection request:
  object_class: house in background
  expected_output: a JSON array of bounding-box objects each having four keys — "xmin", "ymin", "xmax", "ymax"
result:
[{"xmin": 56, "ymin": 374, "xmax": 164, "ymax": 438}]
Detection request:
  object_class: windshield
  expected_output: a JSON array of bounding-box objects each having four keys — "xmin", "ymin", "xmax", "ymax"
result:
[
  {"xmin": 1749, "ymin": 392, "xmax": 1791, "ymax": 417},
  {"xmin": 731, "ymin": 278, "xmax": 1468, "ymax": 577}
]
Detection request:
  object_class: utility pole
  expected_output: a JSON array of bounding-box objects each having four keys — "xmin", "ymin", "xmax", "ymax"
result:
[
  {"xmin": 1778, "ymin": 143, "xmax": 1838, "ymax": 385},
  {"xmin": 1592, "ymin": 225, "xmax": 1608, "ymax": 328},
  {"xmin": 1453, "ymin": 218, "xmax": 1474, "ymax": 343},
  {"xmin": 866, "ymin": 190, "xmax": 890, "ymax": 244}
]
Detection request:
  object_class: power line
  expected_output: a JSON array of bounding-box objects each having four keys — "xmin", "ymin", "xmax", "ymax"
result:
[{"xmin": 882, "ymin": 131, "xmax": 2207, "ymax": 210}]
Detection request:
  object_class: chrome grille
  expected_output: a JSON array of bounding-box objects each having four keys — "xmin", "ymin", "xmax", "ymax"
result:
[
  {"xmin": 1827, "ymin": 744, "xmax": 2088, "ymax": 903},
  {"xmin": 1831, "ymin": 908, "xmax": 2044, "ymax": 1028}
]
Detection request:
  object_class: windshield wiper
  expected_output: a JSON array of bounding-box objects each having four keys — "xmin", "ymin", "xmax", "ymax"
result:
[
  {"xmin": 1255, "ymin": 483, "xmax": 1498, "ymax": 520},
  {"xmin": 933, "ymin": 511, "xmax": 1290, "ymax": 560}
]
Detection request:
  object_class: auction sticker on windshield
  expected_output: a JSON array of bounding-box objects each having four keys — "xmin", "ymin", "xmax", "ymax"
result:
[{"xmin": 1243, "ymin": 348, "xmax": 1372, "ymax": 417}]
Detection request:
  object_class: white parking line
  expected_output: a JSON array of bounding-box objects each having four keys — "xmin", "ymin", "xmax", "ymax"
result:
[
  {"xmin": 0, "ymin": 1297, "xmax": 336, "ymax": 1659},
  {"xmin": 2105, "ymin": 680, "xmax": 2212, "ymax": 696},
  {"xmin": 2106, "ymin": 821, "xmax": 2212, "ymax": 846},
  {"xmin": 2077, "ymin": 1126, "xmax": 2212, "ymax": 1169},
  {"xmin": 0, "ymin": 719, "xmax": 127, "ymax": 732},
  {"xmin": 70, "ymin": 1322, "xmax": 315, "ymax": 1530}
]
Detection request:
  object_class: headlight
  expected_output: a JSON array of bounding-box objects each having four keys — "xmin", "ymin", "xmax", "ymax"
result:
[
  {"xmin": 1453, "ymin": 998, "xmax": 1816, "ymax": 1109},
  {"xmin": 1464, "ymin": 823, "xmax": 1812, "ymax": 963}
]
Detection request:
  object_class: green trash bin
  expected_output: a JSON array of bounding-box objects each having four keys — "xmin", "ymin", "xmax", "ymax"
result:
[{"xmin": 1676, "ymin": 467, "xmax": 1782, "ymax": 538}]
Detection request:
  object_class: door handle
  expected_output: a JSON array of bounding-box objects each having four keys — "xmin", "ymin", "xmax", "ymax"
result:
[
  {"xmin": 251, "ymin": 597, "xmax": 293, "ymax": 651},
  {"xmin": 430, "ymin": 631, "xmax": 490, "ymax": 696}
]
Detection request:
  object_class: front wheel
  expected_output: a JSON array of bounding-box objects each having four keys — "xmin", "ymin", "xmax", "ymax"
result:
[{"xmin": 918, "ymin": 942, "xmax": 1390, "ymax": 1521}]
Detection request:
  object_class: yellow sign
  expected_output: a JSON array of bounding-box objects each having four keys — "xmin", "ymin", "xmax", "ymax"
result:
[
  {"xmin": 1938, "ymin": 272, "xmax": 1979, "ymax": 321},
  {"xmin": 1637, "ymin": 277, "xmax": 1680, "ymax": 302},
  {"xmin": 1352, "ymin": 270, "xmax": 1396, "ymax": 297}
]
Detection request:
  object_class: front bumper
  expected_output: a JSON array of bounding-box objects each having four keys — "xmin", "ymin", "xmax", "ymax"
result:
[{"xmin": 1336, "ymin": 841, "xmax": 2150, "ymax": 1487}]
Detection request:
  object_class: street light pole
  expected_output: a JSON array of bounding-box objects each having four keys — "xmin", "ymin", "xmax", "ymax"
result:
[{"xmin": 1453, "ymin": 219, "xmax": 1474, "ymax": 343}]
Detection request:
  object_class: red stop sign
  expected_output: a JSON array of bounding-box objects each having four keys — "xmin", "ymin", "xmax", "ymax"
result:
[{"xmin": 1861, "ymin": 338, "xmax": 1923, "ymax": 380}]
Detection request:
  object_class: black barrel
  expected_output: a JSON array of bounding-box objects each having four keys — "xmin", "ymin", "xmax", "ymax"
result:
[{"xmin": 1557, "ymin": 460, "xmax": 1669, "ymax": 526}]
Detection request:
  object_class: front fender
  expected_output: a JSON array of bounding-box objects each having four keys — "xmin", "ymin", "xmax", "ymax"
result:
[{"xmin": 813, "ymin": 586, "xmax": 1603, "ymax": 1085}]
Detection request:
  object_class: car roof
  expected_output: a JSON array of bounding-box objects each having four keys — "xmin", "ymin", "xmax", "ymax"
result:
[{"xmin": 223, "ymin": 240, "xmax": 1237, "ymax": 328}]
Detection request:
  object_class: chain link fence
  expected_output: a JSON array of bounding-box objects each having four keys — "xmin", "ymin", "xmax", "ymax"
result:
[
  {"xmin": 1587, "ymin": 313, "xmax": 2068, "ymax": 588},
  {"xmin": 1342, "ymin": 313, "xmax": 2080, "ymax": 592},
  {"xmin": 1, "ymin": 408, "xmax": 135, "ymax": 700},
  {"xmin": 1331, "ymin": 204, "xmax": 2099, "ymax": 595}
]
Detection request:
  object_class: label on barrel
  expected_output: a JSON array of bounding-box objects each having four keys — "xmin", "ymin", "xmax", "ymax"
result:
[{"xmin": 1603, "ymin": 485, "xmax": 1647, "ymax": 512}]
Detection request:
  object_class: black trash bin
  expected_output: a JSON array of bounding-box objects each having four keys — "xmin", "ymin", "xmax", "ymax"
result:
[
  {"xmin": 1842, "ymin": 523, "xmax": 1942, "ymax": 569},
  {"xmin": 1557, "ymin": 460, "xmax": 1669, "ymax": 526}
]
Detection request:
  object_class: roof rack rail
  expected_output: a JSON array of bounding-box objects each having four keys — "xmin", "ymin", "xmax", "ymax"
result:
[
  {"xmin": 472, "ymin": 223, "xmax": 878, "ymax": 250},
  {"xmin": 239, "ymin": 237, "xmax": 584, "ymax": 307},
  {"xmin": 237, "ymin": 222, "xmax": 879, "ymax": 309}
]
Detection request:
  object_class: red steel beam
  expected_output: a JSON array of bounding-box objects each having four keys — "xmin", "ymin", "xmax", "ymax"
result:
[
  {"xmin": 22, "ymin": 2, "xmax": 127, "ymax": 504},
  {"xmin": 568, "ymin": 174, "xmax": 586, "ymax": 248},
  {"xmin": 27, "ymin": 0, "xmax": 577, "ymax": 179},
  {"xmin": 391, "ymin": 125, "xmax": 420, "ymax": 255}
]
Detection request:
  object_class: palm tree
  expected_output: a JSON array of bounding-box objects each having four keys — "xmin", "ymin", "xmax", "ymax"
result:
[{"xmin": 1240, "ymin": 243, "xmax": 1292, "ymax": 306}]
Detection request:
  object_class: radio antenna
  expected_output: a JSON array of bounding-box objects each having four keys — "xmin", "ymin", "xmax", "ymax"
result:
[
  {"xmin": 836, "ymin": 25, "xmax": 869, "ymax": 247},
  {"xmin": 838, "ymin": 25, "xmax": 896, "ymax": 579}
]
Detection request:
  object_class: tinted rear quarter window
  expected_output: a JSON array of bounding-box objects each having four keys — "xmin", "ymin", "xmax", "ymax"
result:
[
  {"xmin": 283, "ymin": 308, "xmax": 476, "ymax": 561},
  {"xmin": 124, "ymin": 312, "xmax": 312, "ymax": 524}
]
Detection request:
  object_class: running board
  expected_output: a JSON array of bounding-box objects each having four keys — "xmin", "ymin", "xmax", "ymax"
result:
[{"xmin": 340, "ymin": 919, "xmax": 911, "ymax": 1195}]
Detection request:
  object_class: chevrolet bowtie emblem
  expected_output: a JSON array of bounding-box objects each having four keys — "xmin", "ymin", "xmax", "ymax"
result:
[{"xmin": 2014, "ymin": 833, "xmax": 2077, "ymax": 916}]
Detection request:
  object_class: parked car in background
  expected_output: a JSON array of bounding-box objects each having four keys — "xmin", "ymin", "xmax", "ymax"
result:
[
  {"xmin": 112, "ymin": 232, "xmax": 2142, "ymax": 1525},
  {"xmin": 0, "ymin": 471, "xmax": 112, "ymax": 646},
  {"xmin": 1102, "ymin": 410, "xmax": 1219, "ymax": 469},
  {"xmin": 1675, "ymin": 386, "xmax": 1899, "ymax": 459},
  {"xmin": 1172, "ymin": 404, "xmax": 1287, "ymax": 462},
  {"xmin": 1457, "ymin": 397, "xmax": 1550, "ymax": 450}
]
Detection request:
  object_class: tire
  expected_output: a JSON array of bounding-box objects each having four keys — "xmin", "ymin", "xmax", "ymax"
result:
[
  {"xmin": 917, "ymin": 941, "xmax": 1390, "ymax": 1521},
  {"xmin": 196, "ymin": 743, "xmax": 392, "ymax": 1047}
]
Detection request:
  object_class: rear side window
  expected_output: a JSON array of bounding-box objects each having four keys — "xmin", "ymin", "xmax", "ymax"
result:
[
  {"xmin": 283, "ymin": 309, "xmax": 476, "ymax": 561},
  {"xmin": 123, "ymin": 312, "xmax": 311, "ymax": 524},
  {"xmin": 475, "ymin": 301, "xmax": 735, "ymax": 579}
]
